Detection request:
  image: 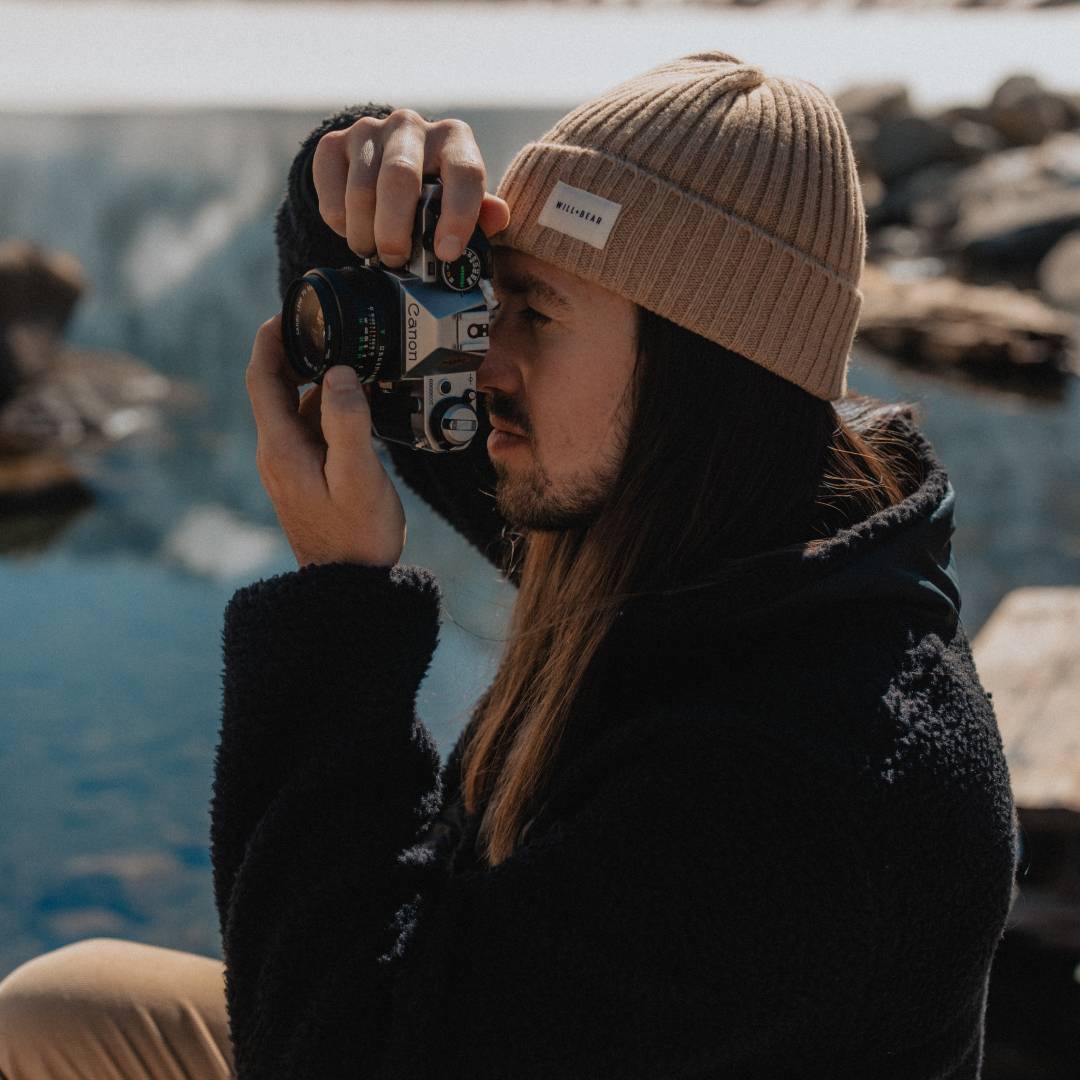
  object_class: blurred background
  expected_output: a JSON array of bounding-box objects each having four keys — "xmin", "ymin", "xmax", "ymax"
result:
[{"xmin": 2, "ymin": 1, "xmax": 1079, "ymax": 1074}]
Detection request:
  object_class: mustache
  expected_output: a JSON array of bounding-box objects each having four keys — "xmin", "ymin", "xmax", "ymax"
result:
[{"xmin": 481, "ymin": 388, "xmax": 531, "ymax": 436}]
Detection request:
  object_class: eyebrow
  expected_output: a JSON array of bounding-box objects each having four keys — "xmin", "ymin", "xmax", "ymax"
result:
[{"xmin": 490, "ymin": 270, "xmax": 573, "ymax": 312}]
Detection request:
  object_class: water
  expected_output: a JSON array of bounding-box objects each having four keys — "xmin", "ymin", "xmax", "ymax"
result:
[{"xmin": 1, "ymin": 105, "xmax": 1078, "ymax": 978}]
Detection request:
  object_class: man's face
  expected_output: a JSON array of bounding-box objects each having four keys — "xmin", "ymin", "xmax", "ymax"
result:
[{"xmin": 475, "ymin": 246, "xmax": 639, "ymax": 531}]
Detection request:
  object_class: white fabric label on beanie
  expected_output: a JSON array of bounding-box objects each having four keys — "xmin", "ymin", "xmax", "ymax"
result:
[{"xmin": 537, "ymin": 181, "xmax": 622, "ymax": 250}]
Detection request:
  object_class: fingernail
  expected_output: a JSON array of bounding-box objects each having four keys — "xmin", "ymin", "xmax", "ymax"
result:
[
  {"xmin": 437, "ymin": 234, "xmax": 464, "ymax": 262},
  {"xmin": 325, "ymin": 365, "xmax": 358, "ymax": 391}
]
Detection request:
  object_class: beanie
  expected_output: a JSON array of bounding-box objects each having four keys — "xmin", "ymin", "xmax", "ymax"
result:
[{"xmin": 490, "ymin": 51, "xmax": 867, "ymax": 401}]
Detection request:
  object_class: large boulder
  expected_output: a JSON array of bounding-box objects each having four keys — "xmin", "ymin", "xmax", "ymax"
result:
[
  {"xmin": 0, "ymin": 239, "xmax": 85, "ymax": 334},
  {"xmin": 946, "ymin": 132, "xmax": 1080, "ymax": 271},
  {"xmin": 0, "ymin": 240, "xmax": 198, "ymax": 513},
  {"xmin": 0, "ymin": 240, "xmax": 87, "ymax": 408},
  {"xmin": 0, "ymin": 344, "xmax": 197, "ymax": 456},
  {"xmin": 833, "ymin": 81, "xmax": 913, "ymax": 172},
  {"xmin": 870, "ymin": 114, "xmax": 971, "ymax": 185},
  {"xmin": 869, "ymin": 160, "xmax": 968, "ymax": 233},
  {"xmin": 986, "ymin": 73, "xmax": 1079, "ymax": 148},
  {"xmin": 858, "ymin": 263, "xmax": 1077, "ymax": 392}
]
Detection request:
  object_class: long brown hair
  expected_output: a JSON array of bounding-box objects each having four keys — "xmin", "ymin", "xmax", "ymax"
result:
[{"xmin": 461, "ymin": 306, "xmax": 922, "ymax": 866}]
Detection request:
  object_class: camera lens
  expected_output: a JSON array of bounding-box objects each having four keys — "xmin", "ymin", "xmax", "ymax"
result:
[
  {"xmin": 296, "ymin": 282, "xmax": 325, "ymax": 355},
  {"xmin": 282, "ymin": 266, "xmax": 400, "ymax": 382}
]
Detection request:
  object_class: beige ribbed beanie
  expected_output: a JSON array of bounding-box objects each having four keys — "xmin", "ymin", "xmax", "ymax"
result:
[{"xmin": 491, "ymin": 51, "xmax": 867, "ymax": 401}]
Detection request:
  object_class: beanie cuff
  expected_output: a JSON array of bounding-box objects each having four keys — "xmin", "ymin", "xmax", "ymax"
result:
[{"xmin": 492, "ymin": 140, "xmax": 862, "ymax": 401}]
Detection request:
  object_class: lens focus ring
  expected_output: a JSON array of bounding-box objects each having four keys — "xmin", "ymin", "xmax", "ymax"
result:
[{"xmin": 282, "ymin": 267, "xmax": 399, "ymax": 382}]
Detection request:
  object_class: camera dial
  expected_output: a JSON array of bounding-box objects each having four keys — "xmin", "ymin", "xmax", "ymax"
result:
[
  {"xmin": 439, "ymin": 247, "xmax": 484, "ymax": 292},
  {"xmin": 431, "ymin": 398, "xmax": 478, "ymax": 449}
]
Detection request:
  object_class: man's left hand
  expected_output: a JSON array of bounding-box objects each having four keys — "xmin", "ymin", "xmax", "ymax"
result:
[{"xmin": 245, "ymin": 315, "xmax": 406, "ymax": 568}]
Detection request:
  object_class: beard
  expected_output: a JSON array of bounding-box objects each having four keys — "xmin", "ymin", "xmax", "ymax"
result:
[
  {"xmin": 483, "ymin": 390, "xmax": 629, "ymax": 533},
  {"xmin": 491, "ymin": 451, "xmax": 622, "ymax": 532}
]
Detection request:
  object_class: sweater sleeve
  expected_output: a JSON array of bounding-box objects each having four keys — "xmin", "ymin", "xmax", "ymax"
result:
[
  {"xmin": 212, "ymin": 574, "xmax": 878, "ymax": 1080},
  {"xmin": 209, "ymin": 560, "xmax": 446, "ymax": 1078},
  {"xmin": 274, "ymin": 106, "xmax": 512, "ymax": 576}
]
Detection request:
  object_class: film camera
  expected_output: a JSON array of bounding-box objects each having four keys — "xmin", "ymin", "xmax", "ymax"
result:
[{"xmin": 281, "ymin": 178, "xmax": 494, "ymax": 452}]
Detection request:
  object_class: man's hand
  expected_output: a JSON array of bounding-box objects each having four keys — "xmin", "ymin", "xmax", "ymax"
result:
[
  {"xmin": 311, "ymin": 108, "xmax": 510, "ymax": 264},
  {"xmin": 245, "ymin": 315, "xmax": 406, "ymax": 568}
]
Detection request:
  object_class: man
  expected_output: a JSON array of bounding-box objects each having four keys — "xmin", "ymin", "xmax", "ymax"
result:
[
  {"xmin": 211, "ymin": 52, "xmax": 1017, "ymax": 1079},
  {"xmin": 0, "ymin": 51, "xmax": 1017, "ymax": 1080}
]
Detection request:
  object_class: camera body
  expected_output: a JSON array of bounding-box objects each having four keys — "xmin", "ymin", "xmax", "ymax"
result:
[{"xmin": 281, "ymin": 179, "xmax": 493, "ymax": 452}]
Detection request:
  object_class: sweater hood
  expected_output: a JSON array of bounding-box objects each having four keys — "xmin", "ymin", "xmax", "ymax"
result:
[{"xmin": 609, "ymin": 413, "xmax": 961, "ymax": 653}]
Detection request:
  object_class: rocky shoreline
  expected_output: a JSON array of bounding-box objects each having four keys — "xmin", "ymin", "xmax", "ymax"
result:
[
  {"xmin": 0, "ymin": 241, "xmax": 197, "ymax": 547},
  {"xmin": 843, "ymin": 73, "xmax": 1080, "ymax": 395}
]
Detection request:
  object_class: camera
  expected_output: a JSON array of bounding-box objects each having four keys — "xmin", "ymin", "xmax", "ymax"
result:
[{"xmin": 281, "ymin": 178, "xmax": 493, "ymax": 453}]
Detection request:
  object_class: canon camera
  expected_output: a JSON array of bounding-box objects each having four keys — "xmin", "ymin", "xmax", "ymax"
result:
[{"xmin": 281, "ymin": 178, "xmax": 493, "ymax": 453}]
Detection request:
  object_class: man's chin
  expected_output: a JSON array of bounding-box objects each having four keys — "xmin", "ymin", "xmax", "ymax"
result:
[{"xmin": 493, "ymin": 471, "xmax": 604, "ymax": 533}]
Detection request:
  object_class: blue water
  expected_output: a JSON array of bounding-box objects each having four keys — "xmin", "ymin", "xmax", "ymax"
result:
[{"xmin": 1, "ymin": 108, "xmax": 1077, "ymax": 977}]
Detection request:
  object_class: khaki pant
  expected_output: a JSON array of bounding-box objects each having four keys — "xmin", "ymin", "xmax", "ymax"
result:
[{"xmin": 0, "ymin": 938, "xmax": 235, "ymax": 1079}]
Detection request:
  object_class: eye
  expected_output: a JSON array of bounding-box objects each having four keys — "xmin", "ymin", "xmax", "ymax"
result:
[
  {"xmin": 489, "ymin": 301, "xmax": 551, "ymax": 329},
  {"xmin": 519, "ymin": 307, "xmax": 551, "ymax": 327}
]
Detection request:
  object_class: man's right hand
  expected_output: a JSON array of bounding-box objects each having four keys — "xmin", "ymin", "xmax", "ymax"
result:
[{"xmin": 311, "ymin": 109, "xmax": 511, "ymax": 268}]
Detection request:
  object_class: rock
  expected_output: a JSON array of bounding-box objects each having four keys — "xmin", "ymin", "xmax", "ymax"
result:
[
  {"xmin": 0, "ymin": 331, "xmax": 18, "ymax": 408},
  {"xmin": 1038, "ymin": 230, "xmax": 1080, "ymax": 310},
  {"xmin": 0, "ymin": 239, "xmax": 198, "ymax": 516},
  {"xmin": 833, "ymin": 82, "xmax": 912, "ymax": 170},
  {"xmin": 0, "ymin": 449, "xmax": 92, "ymax": 557},
  {"xmin": 931, "ymin": 112, "xmax": 1007, "ymax": 161},
  {"xmin": 869, "ymin": 161, "xmax": 967, "ymax": 233},
  {"xmin": 987, "ymin": 73, "xmax": 1077, "ymax": 147},
  {"xmin": 947, "ymin": 132, "xmax": 1080, "ymax": 271},
  {"xmin": 858, "ymin": 169, "xmax": 887, "ymax": 223},
  {"xmin": 869, "ymin": 225, "xmax": 935, "ymax": 260},
  {"xmin": 0, "ymin": 452, "xmax": 91, "ymax": 511},
  {"xmin": 974, "ymin": 588, "xmax": 1080, "ymax": 1080},
  {"xmin": 869, "ymin": 114, "xmax": 969, "ymax": 185},
  {"xmin": 0, "ymin": 343, "xmax": 199, "ymax": 456},
  {"xmin": 972, "ymin": 587, "xmax": 1080, "ymax": 814},
  {"xmin": 0, "ymin": 239, "xmax": 85, "ymax": 334},
  {"xmin": 858, "ymin": 263, "xmax": 1077, "ymax": 390}
]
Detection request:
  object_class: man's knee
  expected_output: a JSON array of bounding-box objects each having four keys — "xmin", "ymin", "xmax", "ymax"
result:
[
  {"xmin": 0, "ymin": 939, "xmax": 131, "ymax": 1051},
  {"xmin": 0, "ymin": 938, "xmax": 233, "ymax": 1080},
  {"xmin": 0, "ymin": 941, "xmax": 137, "ymax": 1058}
]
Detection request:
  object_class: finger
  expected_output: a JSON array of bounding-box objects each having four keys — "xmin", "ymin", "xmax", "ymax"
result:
[
  {"xmin": 245, "ymin": 317, "xmax": 311, "ymax": 458},
  {"xmin": 320, "ymin": 366, "xmax": 378, "ymax": 492},
  {"xmin": 426, "ymin": 121, "xmax": 487, "ymax": 261},
  {"xmin": 374, "ymin": 111, "xmax": 426, "ymax": 267},
  {"xmin": 478, "ymin": 193, "xmax": 511, "ymax": 238},
  {"xmin": 344, "ymin": 134, "xmax": 381, "ymax": 257},
  {"xmin": 311, "ymin": 129, "xmax": 349, "ymax": 238},
  {"xmin": 297, "ymin": 383, "xmax": 326, "ymax": 444}
]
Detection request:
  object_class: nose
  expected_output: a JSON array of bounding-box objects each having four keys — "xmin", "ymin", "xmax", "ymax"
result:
[{"xmin": 475, "ymin": 327, "xmax": 521, "ymax": 399}]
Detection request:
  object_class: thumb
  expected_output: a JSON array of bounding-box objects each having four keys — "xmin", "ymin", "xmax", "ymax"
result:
[
  {"xmin": 320, "ymin": 365, "xmax": 376, "ymax": 484},
  {"xmin": 479, "ymin": 194, "xmax": 511, "ymax": 237}
]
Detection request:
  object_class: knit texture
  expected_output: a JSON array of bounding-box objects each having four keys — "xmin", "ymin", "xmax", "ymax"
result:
[{"xmin": 490, "ymin": 52, "xmax": 867, "ymax": 401}]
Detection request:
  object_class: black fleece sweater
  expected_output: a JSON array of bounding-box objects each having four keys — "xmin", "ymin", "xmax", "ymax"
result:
[{"xmin": 209, "ymin": 106, "xmax": 1020, "ymax": 1080}]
